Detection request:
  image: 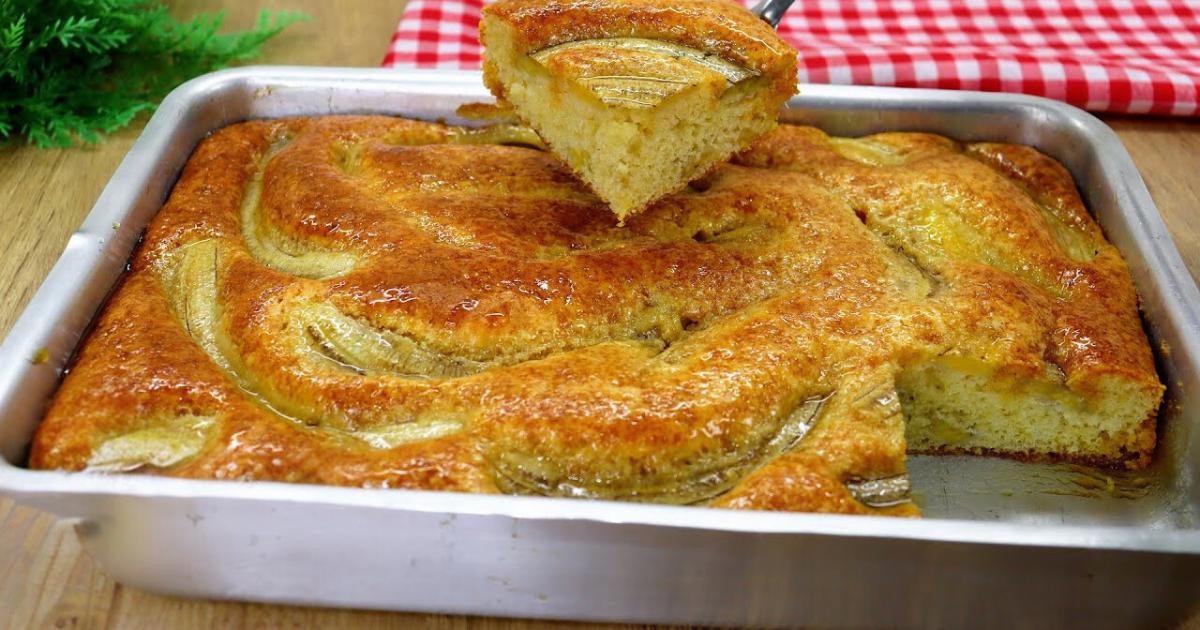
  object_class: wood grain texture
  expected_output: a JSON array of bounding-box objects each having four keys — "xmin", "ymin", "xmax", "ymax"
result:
[{"xmin": 1, "ymin": 0, "xmax": 1198, "ymax": 628}]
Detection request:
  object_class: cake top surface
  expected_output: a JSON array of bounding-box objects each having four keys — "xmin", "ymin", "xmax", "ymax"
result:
[
  {"xmin": 483, "ymin": 0, "xmax": 797, "ymax": 81},
  {"xmin": 30, "ymin": 115, "xmax": 1160, "ymax": 513},
  {"xmin": 528, "ymin": 37, "xmax": 755, "ymax": 107}
]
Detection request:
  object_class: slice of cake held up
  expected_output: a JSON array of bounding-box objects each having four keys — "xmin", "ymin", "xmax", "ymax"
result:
[{"xmin": 481, "ymin": 0, "xmax": 799, "ymax": 222}]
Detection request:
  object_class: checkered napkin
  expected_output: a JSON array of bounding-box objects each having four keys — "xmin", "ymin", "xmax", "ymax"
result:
[{"xmin": 382, "ymin": 0, "xmax": 1200, "ymax": 116}]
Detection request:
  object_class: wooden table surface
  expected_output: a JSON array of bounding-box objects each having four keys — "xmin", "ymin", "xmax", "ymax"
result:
[{"xmin": 2, "ymin": 1, "xmax": 1199, "ymax": 628}]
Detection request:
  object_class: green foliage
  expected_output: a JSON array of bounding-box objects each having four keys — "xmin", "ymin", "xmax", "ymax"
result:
[{"xmin": 0, "ymin": 1, "xmax": 309, "ymax": 148}]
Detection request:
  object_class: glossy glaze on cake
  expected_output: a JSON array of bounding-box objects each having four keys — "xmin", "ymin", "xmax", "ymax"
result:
[{"xmin": 29, "ymin": 116, "xmax": 1162, "ymax": 516}]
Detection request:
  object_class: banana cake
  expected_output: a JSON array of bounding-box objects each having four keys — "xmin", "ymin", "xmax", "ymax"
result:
[
  {"xmin": 29, "ymin": 115, "xmax": 1163, "ymax": 516},
  {"xmin": 480, "ymin": 0, "xmax": 799, "ymax": 222}
]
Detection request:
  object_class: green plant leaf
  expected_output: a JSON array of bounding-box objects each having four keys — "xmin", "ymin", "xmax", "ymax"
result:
[{"xmin": 0, "ymin": 1, "xmax": 310, "ymax": 148}]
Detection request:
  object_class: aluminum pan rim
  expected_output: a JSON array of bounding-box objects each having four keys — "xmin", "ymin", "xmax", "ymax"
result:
[{"xmin": 1, "ymin": 66, "xmax": 1198, "ymax": 555}]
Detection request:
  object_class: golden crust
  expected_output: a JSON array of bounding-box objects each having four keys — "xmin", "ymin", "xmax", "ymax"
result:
[
  {"xmin": 30, "ymin": 115, "xmax": 1161, "ymax": 514},
  {"xmin": 481, "ymin": 0, "xmax": 797, "ymax": 88}
]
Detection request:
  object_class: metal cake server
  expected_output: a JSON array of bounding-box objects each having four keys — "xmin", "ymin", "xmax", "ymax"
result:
[{"xmin": 752, "ymin": 0, "xmax": 797, "ymax": 27}]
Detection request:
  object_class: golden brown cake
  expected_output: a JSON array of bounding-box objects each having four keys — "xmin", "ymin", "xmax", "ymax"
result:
[
  {"xmin": 480, "ymin": 0, "xmax": 798, "ymax": 222},
  {"xmin": 29, "ymin": 115, "xmax": 1162, "ymax": 517}
]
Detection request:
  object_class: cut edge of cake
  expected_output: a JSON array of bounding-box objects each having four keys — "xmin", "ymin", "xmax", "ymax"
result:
[{"xmin": 899, "ymin": 357, "xmax": 1161, "ymax": 469}]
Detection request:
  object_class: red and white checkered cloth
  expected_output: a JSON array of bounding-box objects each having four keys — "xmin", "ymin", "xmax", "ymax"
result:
[{"xmin": 382, "ymin": 0, "xmax": 1200, "ymax": 116}]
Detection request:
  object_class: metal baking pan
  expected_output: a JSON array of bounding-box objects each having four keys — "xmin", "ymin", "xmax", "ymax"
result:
[{"xmin": 1, "ymin": 67, "xmax": 1198, "ymax": 628}]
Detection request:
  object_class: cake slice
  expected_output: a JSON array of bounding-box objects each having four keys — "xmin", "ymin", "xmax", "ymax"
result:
[{"xmin": 480, "ymin": 0, "xmax": 798, "ymax": 222}]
